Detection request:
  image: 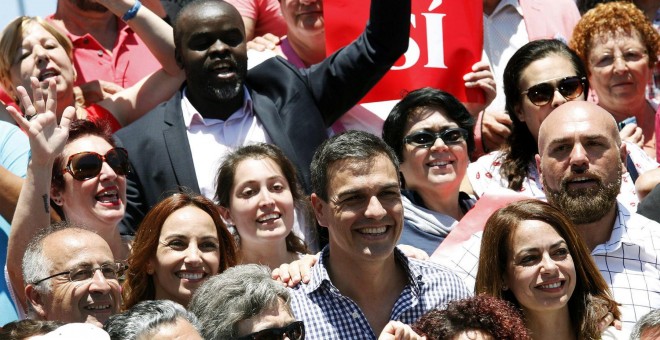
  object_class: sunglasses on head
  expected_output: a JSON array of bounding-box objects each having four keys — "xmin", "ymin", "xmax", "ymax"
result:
[
  {"xmin": 521, "ymin": 76, "xmax": 586, "ymax": 106},
  {"xmin": 61, "ymin": 147, "xmax": 130, "ymax": 181},
  {"xmin": 235, "ymin": 321, "xmax": 305, "ymax": 340},
  {"xmin": 403, "ymin": 127, "xmax": 468, "ymax": 148}
]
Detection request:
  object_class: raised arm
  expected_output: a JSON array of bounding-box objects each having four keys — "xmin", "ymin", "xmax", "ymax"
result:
[
  {"xmin": 6, "ymin": 78, "xmax": 75, "ymax": 312},
  {"xmin": 94, "ymin": 0, "xmax": 185, "ymax": 126}
]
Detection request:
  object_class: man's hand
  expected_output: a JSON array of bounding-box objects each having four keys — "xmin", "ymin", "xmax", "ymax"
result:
[
  {"xmin": 619, "ymin": 123, "xmax": 644, "ymax": 149},
  {"xmin": 247, "ymin": 33, "xmax": 281, "ymax": 52},
  {"xmin": 481, "ymin": 110, "xmax": 512, "ymax": 152},
  {"xmin": 463, "ymin": 61, "xmax": 496, "ymax": 116},
  {"xmin": 74, "ymin": 80, "xmax": 124, "ymax": 106},
  {"xmin": 397, "ymin": 245, "xmax": 429, "ymax": 261},
  {"xmin": 271, "ymin": 253, "xmax": 319, "ymax": 287}
]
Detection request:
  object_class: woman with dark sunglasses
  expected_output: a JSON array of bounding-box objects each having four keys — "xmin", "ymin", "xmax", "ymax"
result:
[
  {"xmin": 6, "ymin": 79, "xmax": 130, "ymax": 318},
  {"xmin": 466, "ymin": 39, "xmax": 655, "ymax": 208},
  {"xmin": 382, "ymin": 87, "xmax": 476, "ymax": 255}
]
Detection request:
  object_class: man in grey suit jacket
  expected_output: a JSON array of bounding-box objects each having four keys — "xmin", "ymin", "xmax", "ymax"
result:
[{"xmin": 115, "ymin": 0, "xmax": 411, "ymax": 234}]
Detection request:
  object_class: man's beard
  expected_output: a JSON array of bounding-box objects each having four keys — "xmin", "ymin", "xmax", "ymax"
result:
[
  {"xmin": 544, "ymin": 167, "xmax": 621, "ymax": 225},
  {"xmin": 71, "ymin": 0, "xmax": 108, "ymax": 12},
  {"xmin": 206, "ymin": 78, "xmax": 243, "ymax": 101}
]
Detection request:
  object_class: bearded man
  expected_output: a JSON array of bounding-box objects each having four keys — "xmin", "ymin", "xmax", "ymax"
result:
[{"xmin": 534, "ymin": 101, "xmax": 660, "ymax": 330}]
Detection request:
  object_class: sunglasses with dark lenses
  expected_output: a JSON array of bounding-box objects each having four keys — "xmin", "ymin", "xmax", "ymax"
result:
[
  {"xmin": 236, "ymin": 321, "xmax": 305, "ymax": 340},
  {"xmin": 61, "ymin": 147, "xmax": 130, "ymax": 181},
  {"xmin": 521, "ymin": 76, "xmax": 586, "ymax": 106},
  {"xmin": 403, "ymin": 127, "xmax": 468, "ymax": 148}
]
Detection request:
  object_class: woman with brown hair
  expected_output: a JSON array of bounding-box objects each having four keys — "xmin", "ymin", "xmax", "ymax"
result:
[
  {"xmin": 475, "ymin": 200, "xmax": 620, "ymax": 339},
  {"xmin": 216, "ymin": 143, "xmax": 310, "ymax": 270},
  {"xmin": 122, "ymin": 193, "xmax": 238, "ymax": 309}
]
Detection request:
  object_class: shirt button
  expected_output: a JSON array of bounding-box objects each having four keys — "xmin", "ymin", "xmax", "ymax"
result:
[
  {"xmin": 97, "ymin": 50, "xmax": 104, "ymax": 57},
  {"xmin": 352, "ymin": 312, "xmax": 359, "ymax": 319}
]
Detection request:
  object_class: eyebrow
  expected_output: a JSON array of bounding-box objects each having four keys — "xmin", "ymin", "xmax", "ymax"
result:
[
  {"xmin": 335, "ymin": 182, "xmax": 400, "ymax": 199},
  {"xmin": 516, "ymin": 240, "xmax": 567, "ymax": 254}
]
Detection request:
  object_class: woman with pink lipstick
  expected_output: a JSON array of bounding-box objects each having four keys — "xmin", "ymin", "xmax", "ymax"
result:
[
  {"xmin": 0, "ymin": 0, "xmax": 184, "ymax": 132},
  {"xmin": 475, "ymin": 200, "xmax": 620, "ymax": 339},
  {"xmin": 382, "ymin": 87, "xmax": 475, "ymax": 256},
  {"xmin": 571, "ymin": 2, "xmax": 660, "ymax": 160},
  {"xmin": 215, "ymin": 143, "xmax": 310, "ymax": 270},
  {"xmin": 122, "ymin": 193, "xmax": 238, "ymax": 309}
]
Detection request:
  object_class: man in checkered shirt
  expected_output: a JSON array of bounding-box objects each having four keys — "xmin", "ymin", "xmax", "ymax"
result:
[
  {"xmin": 437, "ymin": 101, "xmax": 660, "ymax": 331},
  {"xmin": 288, "ymin": 131, "xmax": 470, "ymax": 339}
]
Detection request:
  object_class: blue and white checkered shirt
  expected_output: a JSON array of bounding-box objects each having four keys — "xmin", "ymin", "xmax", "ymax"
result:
[{"xmin": 288, "ymin": 247, "xmax": 471, "ymax": 339}]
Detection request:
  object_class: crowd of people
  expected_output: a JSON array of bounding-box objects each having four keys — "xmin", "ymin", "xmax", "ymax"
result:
[{"xmin": 0, "ymin": 0, "xmax": 659, "ymax": 339}]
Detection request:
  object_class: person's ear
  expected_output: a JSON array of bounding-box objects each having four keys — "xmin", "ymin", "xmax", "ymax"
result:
[
  {"xmin": 218, "ymin": 206, "xmax": 234, "ymax": 225},
  {"xmin": 25, "ymin": 284, "xmax": 48, "ymax": 319},
  {"xmin": 310, "ymin": 193, "xmax": 329, "ymax": 228},
  {"xmin": 619, "ymin": 142, "xmax": 628, "ymax": 175},
  {"xmin": 50, "ymin": 187, "xmax": 64, "ymax": 206},
  {"xmin": 514, "ymin": 103, "xmax": 525, "ymax": 122}
]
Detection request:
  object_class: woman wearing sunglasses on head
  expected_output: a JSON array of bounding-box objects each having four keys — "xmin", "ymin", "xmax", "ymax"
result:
[
  {"xmin": 571, "ymin": 2, "xmax": 660, "ymax": 160},
  {"xmin": 382, "ymin": 87, "xmax": 475, "ymax": 255},
  {"xmin": 6, "ymin": 79, "xmax": 130, "ymax": 318},
  {"xmin": 466, "ymin": 39, "xmax": 656, "ymax": 207}
]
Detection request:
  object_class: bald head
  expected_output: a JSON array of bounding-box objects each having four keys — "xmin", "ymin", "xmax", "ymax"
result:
[
  {"xmin": 174, "ymin": 0, "xmax": 245, "ymax": 49},
  {"xmin": 537, "ymin": 101, "xmax": 620, "ymax": 156}
]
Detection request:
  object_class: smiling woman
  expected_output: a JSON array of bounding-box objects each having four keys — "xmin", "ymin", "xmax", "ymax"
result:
[
  {"xmin": 475, "ymin": 200, "xmax": 620, "ymax": 339},
  {"xmin": 215, "ymin": 143, "xmax": 310, "ymax": 269},
  {"xmin": 122, "ymin": 193, "xmax": 238, "ymax": 310}
]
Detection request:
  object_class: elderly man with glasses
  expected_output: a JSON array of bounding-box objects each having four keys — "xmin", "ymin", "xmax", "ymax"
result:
[{"xmin": 20, "ymin": 223, "xmax": 124, "ymax": 327}]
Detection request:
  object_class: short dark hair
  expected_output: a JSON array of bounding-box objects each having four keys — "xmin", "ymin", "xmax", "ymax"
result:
[
  {"xmin": 382, "ymin": 87, "xmax": 475, "ymax": 162},
  {"xmin": 310, "ymin": 130, "xmax": 399, "ymax": 201},
  {"xmin": 0, "ymin": 319, "xmax": 64, "ymax": 339}
]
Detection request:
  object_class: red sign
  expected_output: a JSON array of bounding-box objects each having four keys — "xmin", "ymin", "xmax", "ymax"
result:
[{"xmin": 324, "ymin": 0, "xmax": 483, "ymax": 104}]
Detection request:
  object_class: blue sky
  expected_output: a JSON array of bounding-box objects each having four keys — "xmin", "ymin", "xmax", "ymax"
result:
[{"xmin": 1, "ymin": 1, "xmax": 56, "ymax": 29}]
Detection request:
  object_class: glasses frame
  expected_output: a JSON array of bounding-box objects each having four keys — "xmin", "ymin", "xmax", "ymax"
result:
[
  {"xmin": 235, "ymin": 321, "xmax": 305, "ymax": 340},
  {"xmin": 31, "ymin": 261, "xmax": 127, "ymax": 285},
  {"xmin": 521, "ymin": 76, "xmax": 586, "ymax": 107},
  {"xmin": 403, "ymin": 127, "xmax": 469, "ymax": 148},
  {"xmin": 61, "ymin": 147, "xmax": 130, "ymax": 181}
]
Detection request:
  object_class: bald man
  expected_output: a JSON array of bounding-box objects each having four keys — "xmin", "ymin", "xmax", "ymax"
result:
[
  {"xmin": 536, "ymin": 102, "xmax": 660, "ymax": 330},
  {"xmin": 18, "ymin": 224, "xmax": 123, "ymax": 327},
  {"xmin": 437, "ymin": 102, "xmax": 660, "ymax": 331}
]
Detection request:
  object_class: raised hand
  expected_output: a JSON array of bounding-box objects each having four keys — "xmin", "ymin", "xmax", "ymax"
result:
[{"xmin": 7, "ymin": 77, "xmax": 75, "ymax": 166}]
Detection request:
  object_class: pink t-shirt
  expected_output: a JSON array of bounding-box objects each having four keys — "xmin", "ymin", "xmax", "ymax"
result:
[
  {"xmin": 46, "ymin": 15, "xmax": 161, "ymax": 88},
  {"xmin": 225, "ymin": 0, "xmax": 287, "ymax": 38}
]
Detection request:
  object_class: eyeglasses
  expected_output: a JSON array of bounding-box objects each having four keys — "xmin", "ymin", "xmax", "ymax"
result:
[
  {"xmin": 61, "ymin": 147, "xmax": 130, "ymax": 181},
  {"xmin": 592, "ymin": 49, "xmax": 648, "ymax": 69},
  {"xmin": 31, "ymin": 261, "xmax": 127, "ymax": 285},
  {"xmin": 236, "ymin": 321, "xmax": 305, "ymax": 340},
  {"xmin": 403, "ymin": 128, "xmax": 468, "ymax": 148},
  {"xmin": 521, "ymin": 76, "xmax": 586, "ymax": 107}
]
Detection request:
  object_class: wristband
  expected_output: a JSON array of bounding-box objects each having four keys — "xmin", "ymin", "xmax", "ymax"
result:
[{"xmin": 122, "ymin": 0, "xmax": 142, "ymax": 22}]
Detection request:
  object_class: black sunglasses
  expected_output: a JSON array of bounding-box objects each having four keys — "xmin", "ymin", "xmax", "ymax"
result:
[
  {"xmin": 61, "ymin": 147, "xmax": 130, "ymax": 181},
  {"xmin": 403, "ymin": 127, "xmax": 468, "ymax": 148},
  {"xmin": 521, "ymin": 76, "xmax": 586, "ymax": 106},
  {"xmin": 236, "ymin": 321, "xmax": 305, "ymax": 340},
  {"xmin": 31, "ymin": 261, "xmax": 127, "ymax": 285}
]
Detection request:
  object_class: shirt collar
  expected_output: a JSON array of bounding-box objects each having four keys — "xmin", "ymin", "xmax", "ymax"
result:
[
  {"xmin": 488, "ymin": 0, "xmax": 523, "ymax": 18},
  {"xmin": 592, "ymin": 202, "xmax": 630, "ymax": 255},
  {"xmin": 181, "ymin": 86, "xmax": 253, "ymax": 128},
  {"xmin": 301, "ymin": 246, "xmax": 423, "ymax": 297}
]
